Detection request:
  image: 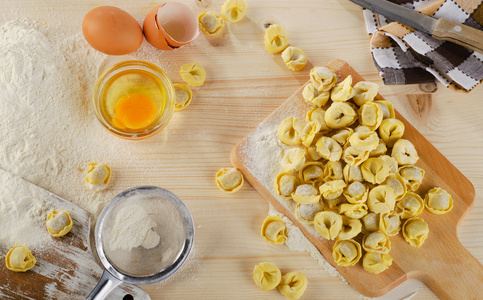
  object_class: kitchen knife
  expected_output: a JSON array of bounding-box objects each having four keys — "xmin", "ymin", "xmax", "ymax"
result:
[{"xmin": 349, "ymin": 0, "xmax": 483, "ymax": 54}]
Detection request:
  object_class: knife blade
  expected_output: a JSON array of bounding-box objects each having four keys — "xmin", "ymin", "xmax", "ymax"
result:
[{"xmin": 349, "ymin": 0, "xmax": 483, "ymax": 54}]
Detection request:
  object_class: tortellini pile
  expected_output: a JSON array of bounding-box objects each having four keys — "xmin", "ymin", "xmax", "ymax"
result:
[
  {"xmin": 264, "ymin": 25, "xmax": 307, "ymax": 71},
  {"xmin": 272, "ymin": 66, "xmax": 454, "ymax": 274},
  {"xmin": 46, "ymin": 209, "xmax": 73, "ymax": 237},
  {"xmin": 85, "ymin": 162, "xmax": 111, "ymax": 191},
  {"xmin": 5, "ymin": 245, "xmax": 36, "ymax": 272},
  {"xmin": 253, "ymin": 262, "xmax": 308, "ymax": 300},
  {"xmin": 215, "ymin": 167, "xmax": 244, "ymax": 193}
]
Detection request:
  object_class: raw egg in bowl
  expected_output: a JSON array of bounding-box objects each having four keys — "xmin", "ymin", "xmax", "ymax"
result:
[{"xmin": 93, "ymin": 60, "xmax": 175, "ymax": 139}]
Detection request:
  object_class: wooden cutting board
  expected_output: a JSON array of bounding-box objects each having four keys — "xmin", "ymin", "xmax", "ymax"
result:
[
  {"xmin": 0, "ymin": 169, "xmax": 149, "ymax": 300},
  {"xmin": 231, "ymin": 59, "xmax": 483, "ymax": 299}
]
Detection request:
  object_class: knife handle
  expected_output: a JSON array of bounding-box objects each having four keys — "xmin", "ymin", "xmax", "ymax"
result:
[{"xmin": 432, "ymin": 18, "xmax": 483, "ymax": 54}]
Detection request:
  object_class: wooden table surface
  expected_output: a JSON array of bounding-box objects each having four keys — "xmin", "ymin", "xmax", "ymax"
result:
[{"xmin": 1, "ymin": 0, "xmax": 482, "ymax": 299}]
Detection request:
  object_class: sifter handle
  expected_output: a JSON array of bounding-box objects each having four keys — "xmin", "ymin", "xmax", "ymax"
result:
[{"xmin": 87, "ymin": 269, "xmax": 122, "ymax": 300}]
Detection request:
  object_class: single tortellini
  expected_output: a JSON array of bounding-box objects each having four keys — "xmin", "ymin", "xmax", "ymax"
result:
[
  {"xmin": 316, "ymin": 136, "xmax": 342, "ymax": 161},
  {"xmin": 215, "ymin": 167, "xmax": 244, "ymax": 193},
  {"xmin": 424, "ymin": 187, "xmax": 453, "ymax": 214},
  {"xmin": 314, "ymin": 211, "xmax": 343, "ymax": 240},
  {"xmin": 281, "ymin": 148, "xmax": 306, "ymax": 172},
  {"xmin": 325, "ymin": 102, "xmax": 357, "ymax": 129},
  {"xmin": 253, "ymin": 262, "xmax": 282, "ymax": 291},
  {"xmin": 306, "ymin": 108, "xmax": 330, "ymax": 131},
  {"xmin": 198, "ymin": 11, "xmax": 224, "ymax": 35},
  {"xmin": 5, "ymin": 245, "xmax": 36, "ymax": 272},
  {"xmin": 309, "ymin": 66, "xmax": 337, "ymax": 92},
  {"xmin": 361, "ymin": 212, "xmax": 380, "ymax": 234},
  {"xmin": 173, "ymin": 83, "xmax": 193, "ymax": 111},
  {"xmin": 353, "ymin": 81, "xmax": 379, "ymax": 106},
  {"xmin": 391, "ymin": 139, "xmax": 419, "ymax": 165},
  {"xmin": 368, "ymin": 185, "xmax": 396, "ymax": 214},
  {"xmin": 398, "ymin": 165, "xmax": 425, "ymax": 191},
  {"xmin": 319, "ymin": 180, "xmax": 346, "ymax": 200},
  {"xmin": 402, "ymin": 217, "xmax": 429, "ymax": 247},
  {"xmin": 306, "ymin": 145, "xmax": 322, "ymax": 161},
  {"xmin": 379, "ymin": 118, "xmax": 405, "ymax": 148},
  {"xmin": 264, "ymin": 24, "xmax": 289, "ymax": 54},
  {"xmin": 221, "ymin": 0, "xmax": 247, "ymax": 22},
  {"xmin": 299, "ymin": 162, "xmax": 324, "ymax": 183},
  {"xmin": 333, "ymin": 239, "xmax": 362, "ymax": 267},
  {"xmin": 362, "ymin": 231, "xmax": 391, "ymax": 254},
  {"xmin": 275, "ymin": 172, "xmax": 297, "ymax": 199},
  {"xmin": 180, "ymin": 62, "xmax": 206, "ymax": 87},
  {"xmin": 295, "ymin": 202, "xmax": 323, "ymax": 224},
  {"xmin": 282, "ymin": 46, "xmax": 307, "ymax": 71},
  {"xmin": 361, "ymin": 158, "xmax": 390, "ymax": 184},
  {"xmin": 379, "ymin": 155, "xmax": 398, "ymax": 173},
  {"xmin": 396, "ymin": 192, "xmax": 424, "ymax": 219},
  {"xmin": 374, "ymin": 100, "xmax": 395, "ymax": 119},
  {"xmin": 363, "ymin": 252, "xmax": 392, "ymax": 274},
  {"xmin": 349, "ymin": 131, "xmax": 379, "ymax": 152},
  {"xmin": 292, "ymin": 184, "xmax": 320, "ymax": 204},
  {"xmin": 358, "ymin": 102, "xmax": 383, "ymax": 131},
  {"xmin": 383, "ymin": 173, "xmax": 407, "ymax": 201},
  {"xmin": 343, "ymin": 181, "xmax": 368, "ymax": 204},
  {"xmin": 331, "ymin": 127, "xmax": 353, "ymax": 146},
  {"xmin": 277, "ymin": 271, "xmax": 308, "ymax": 300},
  {"xmin": 330, "ymin": 75, "xmax": 355, "ymax": 102},
  {"xmin": 85, "ymin": 162, "xmax": 111, "ymax": 191},
  {"xmin": 301, "ymin": 121, "xmax": 321, "ymax": 147},
  {"xmin": 46, "ymin": 209, "xmax": 73, "ymax": 237},
  {"xmin": 303, "ymin": 84, "xmax": 330, "ymax": 108},
  {"xmin": 338, "ymin": 216, "xmax": 362, "ymax": 240},
  {"xmin": 323, "ymin": 161, "xmax": 343, "ymax": 182},
  {"xmin": 369, "ymin": 139, "xmax": 388, "ymax": 157},
  {"xmin": 343, "ymin": 164, "xmax": 363, "ymax": 183},
  {"xmin": 261, "ymin": 215, "xmax": 287, "ymax": 244},
  {"xmin": 278, "ymin": 117, "xmax": 304, "ymax": 146},
  {"xmin": 339, "ymin": 203, "xmax": 368, "ymax": 219},
  {"xmin": 379, "ymin": 211, "xmax": 401, "ymax": 236}
]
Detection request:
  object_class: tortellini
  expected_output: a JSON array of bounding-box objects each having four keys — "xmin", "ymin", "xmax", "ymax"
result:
[
  {"xmin": 362, "ymin": 231, "xmax": 391, "ymax": 254},
  {"xmin": 179, "ymin": 62, "xmax": 206, "ymax": 87},
  {"xmin": 301, "ymin": 121, "xmax": 321, "ymax": 147},
  {"xmin": 358, "ymin": 102, "xmax": 383, "ymax": 131},
  {"xmin": 306, "ymin": 108, "xmax": 330, "ymax": 131},
  {"xmin": 398, "ymin": 165, "xmax": 425, "ymax": 191},
  {"xmin": 331, "ymin": 127, "xmax": 353, "ymax": 146},
  {"xmin": 333, "ymin": 239, "xmax": 362, "ymax": 267},
  {"xmin": 264, "ymin": 24, "xmax": 289, "ymax": 54},
  {"xmin": 295, "ymin": 203, "xmax": 323, "ymax": 224},
  {"xmin": 314, "ymin": 211, "xmax": 342, "ymax": 240},
  {"xmin": 309, "ymin": 66, "xmax": 337, "ymax": 92},
  {"xmin": 338, "ymin": 216, "xmax": 362, "ymax": 240},
  {"xmin": 391, "ymin": 139, "xmax": 419, "ymax": 165},
  {"xmin": 303, "ymin": 84, "xmax": 330, "ymax": 108},
  {"xmin": 383, "ymin": 173, "xmax": 407, "ymax": 201},
  {"xmin": 198, "ymin": 12, "xmax": 224, "ymax": 35},
  {"xmin": 361, "ymin": 212, "xmax": 380, "ymax": 234},
  {"xmin": 363, "ymin": 252, "xmax": 392, "ymax": 274},
  {"xmin": 299, "ymin": 162, "xmax": 324, "ymax": 183},
  {"xmin": 374, "ymin": 100, "xmax": 395, "ymax": 119},
  {"xmin": 349, "ymin": 131, "xmax": 379, "ymax": 152},
  {"xmin": 316, "ymin": 136, "xmax": 342, "ymax": 161},
  {"xmin": 5, "ymin": 245, "xmax": 36, "ymax": 272},
  {"xmin": 281, "ymin": 148, "xmax": 306, "ymax": 172},
  {"xmin": 278, "ymin": 117, "xmax": 304, "ymax": 146},
  {"xmin": 361, "ymin": 158, "xmax": 389, "ymax": 184},
  {"xmin": 379, "ymin": 211, "xmax": 401, "ymax": 236},
  {"xmin": 379, "ymin": 155, "xmax": 398, "ymax": 173},
  {"xmin": 221, "ymin": 0, "xmax": 247, "ymax": 23},
  {"xmin": 396, "ymin": 192, "xmax": 424, "ymax": 219},
  {"xmin": 353, "ymin": 81, "xmax": 379, "ymax": 106},
  {"xmin": 424, "ymin": 187, "xmax": 453, "ymax": 214},
  {"xmin": 277, "ymin": 271, "xmax": 308, "ymax": 300},
  {"xmin": 261, "ymin": 216, "xmax": 287, "ymax": 244},
  {"xmin": 343, "ymin": 164, "xmax": 363, "ymax": 183},
  {"xmin": 215, "ymin": 167, "xmax": 244, "ymax": 193},
  {"xmin": 343, "ymin": 146, "xmax": 369, "ymax": 167},
  {"xmin": 325, "ymin": 102, "xmax": 357, "ymax": 129},
  {"xmin": 46, "ymin": 209, "xmax": 73, "ymax": 237},
  {"xmin": 253, "ymin": 262, "xmax": 282, "ymax": 291},
  {"xmin": 343, "ymin": 181, "xmax": 368, "ymax": 204},
  {"xmin": 282, "ymin": 46, "xmax": 307, "ymax": 71},
  {"xmin": 292, "ymin": 184, "xmax": 320, "ymax": 204},
  {"xmin": 323, "ymin": 161, "xmax": 343, "ymax": 182},
  {"xmin": 173, "ymin": 83, "xmax": 193, "ymax": 111},
  {"xmin": 275, "ymin": 172, "xmax": 297, "ymax": 199},
  {"xmin": 402, "ymin": 217, "xmax": 429, "ymax": 247},
  {"xmin": 85, "ymin": 162, "xmax": 111, "ymax": 192},
  {"xmin": 368, "ymin": 185, "xmax": 396, "ymax": 214},
  {"xmin": 319, "ymin": 180, "xmax": 346, "ymax": 200},
  {"xmin": 339, "ymin": 203, "xmax": 368, "ymax": 219},
  {"xmin": 330, "ymin": 75, "xmax": 355, "ymax": 102},
  {"xmin": 369, "ymin": 139, "xmax": 387, "ymax": 157},
  {"xmin": 378, "ymin": 118, "xmax": 404, "ymax": 148}
]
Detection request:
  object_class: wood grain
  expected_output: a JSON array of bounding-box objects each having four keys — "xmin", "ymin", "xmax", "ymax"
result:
[{"xmin": 231, "ymin": 59, "xmax": 483, "ymax": 299}]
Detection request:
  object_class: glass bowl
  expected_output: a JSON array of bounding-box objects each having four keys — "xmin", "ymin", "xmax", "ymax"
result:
[{"xmin": 93, "ymin": 60, "xmax": 175, "ymax": 140}]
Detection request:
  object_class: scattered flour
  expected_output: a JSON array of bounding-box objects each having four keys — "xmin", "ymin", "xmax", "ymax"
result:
[{"xmin": 109, "ymin": 204, "xmax": 160, "ymax": 251}]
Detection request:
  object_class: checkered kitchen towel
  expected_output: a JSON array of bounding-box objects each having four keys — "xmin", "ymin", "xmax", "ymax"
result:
[{"xmin": 363, "ymin": 0, "xmax": 483, "ymax": 92}]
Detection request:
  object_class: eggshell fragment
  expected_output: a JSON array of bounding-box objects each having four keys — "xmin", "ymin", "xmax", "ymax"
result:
[{"xmin": 82, "ymin": 6, "xmax": 143, "ymax": 55}]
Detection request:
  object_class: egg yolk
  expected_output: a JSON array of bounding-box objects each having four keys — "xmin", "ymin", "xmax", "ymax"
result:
[{"xmin": 112, "ymin": 93, "xmax": 157, "ymax": 130}]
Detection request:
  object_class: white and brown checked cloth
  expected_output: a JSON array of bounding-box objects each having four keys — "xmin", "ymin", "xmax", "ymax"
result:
[{"xmin": 362, "ymin": 0, "xmax": 483, "ymax": 92}]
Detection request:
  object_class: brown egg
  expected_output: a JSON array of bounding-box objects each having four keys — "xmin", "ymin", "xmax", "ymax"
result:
[{"xmin": 82, "ymin": 6, "xmax": 143, "ymax": 55}]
